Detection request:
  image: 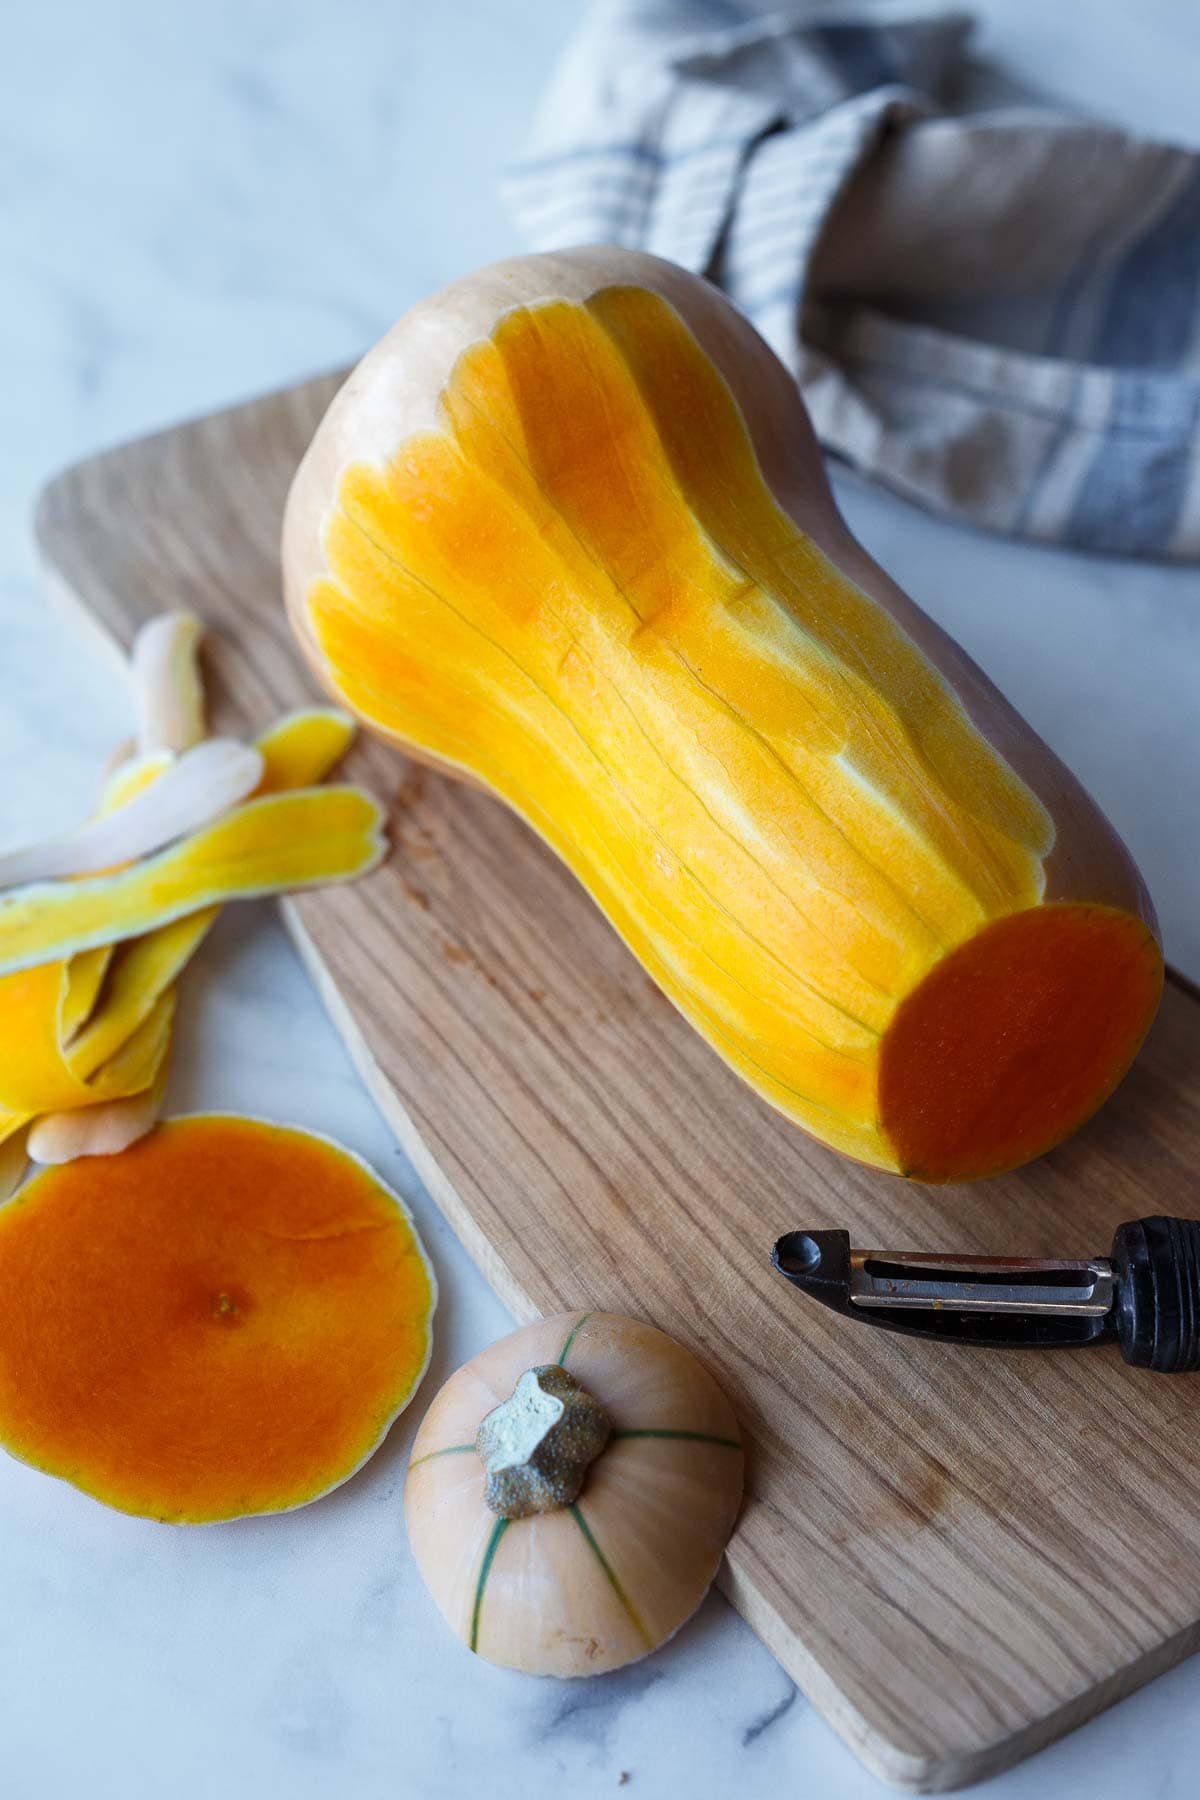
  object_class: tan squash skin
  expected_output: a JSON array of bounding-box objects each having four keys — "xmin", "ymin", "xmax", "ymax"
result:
[
  {"xmin": 283, "ymin": 249, "xmax": 1161, "ymax": 1179},
  {"xmin": 405, "ymin": 1311, "xmax": 744, "ymax": 1676}
]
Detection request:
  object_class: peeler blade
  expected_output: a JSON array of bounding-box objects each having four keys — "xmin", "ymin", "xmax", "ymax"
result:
[
  {"xmin": 847, "ymin": 1251, "xmax": 1115, "ymax": 1317},
  {"xmin": 772, "ymin": 1230, "xmax": 1117, "ymax": 1350}
]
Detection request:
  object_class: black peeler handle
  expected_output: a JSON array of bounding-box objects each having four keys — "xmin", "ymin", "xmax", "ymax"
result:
[
  {"xmin": 772, "ymin": 1216, "xmax": 1200, "ymax": 1372},
  {"xmin": 1111, "ymin": 1216, "xmax": 1200, "ymax": 1372}
]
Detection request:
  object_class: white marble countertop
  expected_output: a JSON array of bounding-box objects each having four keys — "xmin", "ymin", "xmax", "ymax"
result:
[{"xmin": 2, "ymin": 4, "xmax": 1198, "ymax": 1796}]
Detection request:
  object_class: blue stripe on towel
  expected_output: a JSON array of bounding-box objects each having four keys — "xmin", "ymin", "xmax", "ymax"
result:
[
  {"xmin": 1092, "ymin": 161, "xmax": 1200, "ymax": 368},
  {"xmin": 1065, "ymin": 372, "xmax": 1200, "ymax": 554}
]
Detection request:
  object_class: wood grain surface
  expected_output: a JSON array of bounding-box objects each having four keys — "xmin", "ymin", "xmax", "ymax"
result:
[{"xmin": 34, "ymin": 372, "xmax": 1200, "ymax": 1792}]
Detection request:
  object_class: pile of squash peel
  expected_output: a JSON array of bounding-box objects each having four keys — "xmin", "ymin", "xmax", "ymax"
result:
[{"xmin": 0, "ymin": 613, "xmax": 385, "ymax": 1196}]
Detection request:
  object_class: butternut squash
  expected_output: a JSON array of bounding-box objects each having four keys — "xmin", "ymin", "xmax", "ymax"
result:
[{"xmin": 283, "ymin": 248, "xmax": 1161, "ymax": 1182}]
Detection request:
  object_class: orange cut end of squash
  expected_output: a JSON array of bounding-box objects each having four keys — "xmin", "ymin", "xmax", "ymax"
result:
[
  {"xmin": 878, "ymin": 904, "xmax": 1164, "ymax": 1182},
  {"xmin": 0, "ymin": 1115, "xmax": 436, "ymax": 1522}
]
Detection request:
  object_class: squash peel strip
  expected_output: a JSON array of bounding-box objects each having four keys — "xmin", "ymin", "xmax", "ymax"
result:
[
  {"xmin": 14, "ymin": 754, "xmax": 176, "ymax": 1099},
  {"xmin": 131, "ymin": 611, "xmax": 206, "ymax": 755},
  {"xmin": 50, "ymin": 710, "xmax": 358, "ymax": 1080},
  {"xmin": 0, "ymin": 786, "xmax": 384, "ymax": 977},
  {"xmin": 87, "ymin": 991, "xmax": 177, "ymax": 1099},
  {"xmin": 68, "ymin": 913, "xmax": 218, "ymax": 1080},
  {"xmin": 0, "ymin": 988, "xmax": 178, "ymax": 1143},
  {"xmin": 61, "ymin": 946, "xmax": 115, "ymax": 1042},
  {"xmin": 0, "ymin": 1127, "xmax": 28, "ymax": 1202},
  {"xmin": 50, "ymin": 716, "xmax": 357, "ymax": 1086},
  {"xmin": 0, "ymin": 707, "xmax": 360, "ymax": 1159},
  {"xmin": 0, "ymin": 599, "xmax": 371, "ymax": 1171},
  {"xmin": 98, "ymin": 750, "xmax": 175, "ymax": 816},
  {"xmin": 28, "ymin": 1056, "xmax": 171, "ymax": 1166},
  {"xmin": 0, "ymin": 955, "xmax": 176, "ymax": 1114},
  {"xmin": 255, "ymin": 709, "xmax": 356, "ymax": 793},
  {"xmin": 0, "ymin": 741, "xmax": 264, "ymax": 889}
]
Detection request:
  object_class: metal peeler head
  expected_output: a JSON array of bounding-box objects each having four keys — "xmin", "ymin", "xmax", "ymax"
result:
[{"xmin": 771, "ymin": 1229, "xmax": 1116, "ymax": 1350}]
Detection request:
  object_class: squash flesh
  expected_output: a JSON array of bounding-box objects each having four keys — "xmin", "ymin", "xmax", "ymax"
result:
[
  {"xmin": 878, "ymin": 903, "xmax": 1163, "ymax": 1180},
  {"xmin": 0, "ymin": 1116, "xmax": 435, "ymax": 1521},
  {"xmin": 303, "ymin": 285, "xmax": 1160, "ymax": 1177}
]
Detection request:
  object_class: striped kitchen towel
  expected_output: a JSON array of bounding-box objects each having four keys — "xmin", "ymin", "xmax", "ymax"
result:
[{"xmin": 504, "ymin": 1, "xmax": 1200, "ymax": 560}]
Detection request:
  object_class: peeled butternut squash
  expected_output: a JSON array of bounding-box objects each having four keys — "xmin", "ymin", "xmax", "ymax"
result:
[{"xmin": 283, "ymin": 248, "xmax": 1162, "ymax": 1182}]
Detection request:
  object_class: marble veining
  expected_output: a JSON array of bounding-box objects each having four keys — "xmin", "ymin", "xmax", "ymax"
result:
[{"xmin": 1, "ymin": 3, "xmax": 1197, "ymax": 1797}]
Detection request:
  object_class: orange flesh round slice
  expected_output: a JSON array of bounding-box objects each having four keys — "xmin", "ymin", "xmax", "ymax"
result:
[
  {"xmin": 0, "ymin": 1115, "xmax": 436, "ymax": 1522},
  {"xmin": 878, "ymin": 904, "xmax": 1164, "ymax": 1182}
]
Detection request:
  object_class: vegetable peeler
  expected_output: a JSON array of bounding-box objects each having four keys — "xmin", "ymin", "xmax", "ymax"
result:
[{"xmin": 771, "ymin": 1216, "xmax": 1200, "ymax": 1373}]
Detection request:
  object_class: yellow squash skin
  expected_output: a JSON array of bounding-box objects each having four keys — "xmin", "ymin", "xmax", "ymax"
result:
[
  {"xmin": 0, "ymin": 709, "xmax": 358, "ymax": 1159},
  {"xmin": 283, "ymin": 249, "xmax": 1161, "ymax": 1181}
]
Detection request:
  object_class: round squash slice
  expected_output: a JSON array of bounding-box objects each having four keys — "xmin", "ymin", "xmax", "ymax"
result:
[
  {"xmin": 406, "ymin": 1310, "xmax": 743, "ymax": 1676},
  {"xmin": 0, "ymin": 1115, "xmax": 436, "ymax": 1522}
]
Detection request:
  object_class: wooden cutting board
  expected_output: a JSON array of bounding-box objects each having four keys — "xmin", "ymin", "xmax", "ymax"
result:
[{"xmin": 34, "ymin": 373, "xmax": 1200, "ymax": 1793}]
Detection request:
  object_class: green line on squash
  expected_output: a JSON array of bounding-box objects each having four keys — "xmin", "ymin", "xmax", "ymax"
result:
[
  {"xmin": 408, "ymin": 1443, "xmax": 475, "ymax": 1471},
  {"xmin": 557, "ymin": 1310, "xmax": 595, "ymax": 1367},
  {"xmin": 469, "ymin": 1516, "xmax": 510, "ymax": 1654},
  {"xmin": 570, "ymin": 1501, "xmax": 652, "ymax": 1650},
  {"xmin": 610, "ymin": 1428, "xmax": 741, "ymax": 1450}
]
